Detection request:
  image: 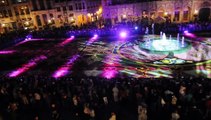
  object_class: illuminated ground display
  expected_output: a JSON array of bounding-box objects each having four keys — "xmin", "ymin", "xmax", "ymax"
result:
[{"xmin": 0, "ymin": 34, "xmax": 210, "ymax": 79}]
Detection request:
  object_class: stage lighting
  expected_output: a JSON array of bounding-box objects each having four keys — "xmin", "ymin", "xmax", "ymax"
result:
[
  {"xmin": 120, "ymin": 31, "xmax": 127, "ymax": 38},
  {"xmin": 184, "ymin": 30, "xmax": 189, "ymax": 34},
  {"xmin": 135, "ymin": 26, "xmax": 138, "ymax": 30},
  {"xmin": 94, "ymin": 34, "xmax": 98, "ymax": 38}
]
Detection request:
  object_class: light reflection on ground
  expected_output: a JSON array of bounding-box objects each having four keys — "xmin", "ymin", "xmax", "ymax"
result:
[{"xmin": 0, "ymin": 35, "xmax": 211, "ymax": 79}]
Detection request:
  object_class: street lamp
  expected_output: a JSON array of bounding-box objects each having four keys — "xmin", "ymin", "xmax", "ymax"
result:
[
  {"xmin": 1, "ymin": 23, "xmax": 5, "ymax": 27},
  {"xmin": 123, "ymin": 14, "xmax": 127, "ymax": 19},
  {"xmin": 164, "ymin": 12, "xmax": 168, "ymax": 17},
  {"xmin": 21, "ymin": 6, "xmax": 29, "ymax": 28},
  {"xmin": 193, "ymin": 10, "xmax": 198, "ymax": 22}
]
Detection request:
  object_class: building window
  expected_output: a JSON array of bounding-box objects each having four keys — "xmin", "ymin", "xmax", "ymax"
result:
[
  {"xmin": 14, "ymin": 7, "xmax": 19, "ymax": 16},
  {"xmin": 50, "ymin": 13, "xmax": 53, "ymax": 18},
  {"xmin": 32, "ymin": 0, "xmax": 38, "ymax": 10},
  {"xmin": 63, "ymin": 6, "xmax": 66, "ymax": 11},
  {"xmin": 58, "ymin": 15, "xmax": 62, "ymax": 18},
  {"xmin": 26, "ymin": 7, "xmax": 30, "ymax": 14},
  {"xmin": 183, "ymin": 11, "xmax": 189, "ymax": 20},
  {"xmin": 0, "ymin": 12, "xmax": 3, "ymax": 18},
  {"xmin": 8, "ymin": 9, "xmax": 12, "ymax": 17},
  {"xmin": 82, "ymin": 3, "xmax": 85, "ymax": 9},
  {"xmin": 36, "ymin": 15, "xmax": 42, "ymax": 26},
  {"xmin": 20, "ymin": 7, "xmax": 25, "ymax": 15},
  {"xmin": 42, "ymin": 14, "xmax": 47, "ymax": 25},
  {"xmin": 75, "ymin": 3, "xmax": 78, "ymax": 10},
  {"xmin": 46, "ymin": 0, "xmax": 52, "ymax": 9},
  {"xmin": 78, "ymin": 3, "xmax": 82, "ymax": 10},
  {"xmin": 174, "ymin": 11, "xmax": 180, "ymax": 21},
  {"xmin": 38, "ymin": 0, "xmax": 45, "ymax": 10},
  {"xmin": 57, "ymin": 7, "xmax": 61, "ymax": 12},
  {"xmin": 69, "ymin": 5, "xmax": 73, "ymax": 11},
  {"xmin": 69, "ymin": 13, "xmax": 74, "ymax": 17},
  {"xmin": 49, "ymin": 14, "xmax": 55, "ymax": 24}
]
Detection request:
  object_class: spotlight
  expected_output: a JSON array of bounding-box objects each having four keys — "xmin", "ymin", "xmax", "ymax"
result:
[
  {"xmin": 94, "ymin": 34, "xmax": 98, "ymax": 37},
  {"xmin": 71, "ymin": 35, "xmax": 75, "ymax": 38},
  {"xmin": 135, "ymin": 26, "xmax": 138, "ymax": 30},
  {"xmin": 184, "ymin": 30, "xmax": 189, "ymax": 34},
  {"xmin": 120, "ymin": 31, "xmax": 127, "ymax": 38}
]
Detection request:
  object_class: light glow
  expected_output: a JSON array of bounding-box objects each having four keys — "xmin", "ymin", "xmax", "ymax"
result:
[
  {"xmin": 59, "ymin": 36, "xmax": 75, "ymax": 46},
  {"xmin": 8, "ymin": 55, "xmax": 47, "ymax": 77},
  {"xmin": 0, "ymin": 50, "xmax": 15, "ymax": 54},
  {"xmin": 120, "ymin": 31, "xmax": 127, "ymax": 38},
  {"xmin": 53, "ymin": 54, "xmax": 80, "ymax": 78}
]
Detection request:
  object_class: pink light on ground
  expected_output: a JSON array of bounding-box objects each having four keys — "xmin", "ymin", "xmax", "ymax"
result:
[
  {"xmin": 102, "ymin": 54, "xmax": 120, "ymax": 79},
  {"xmin": 0, "ymin": 50, "xmax": 15, "ymax": 54},
  {"xmin": 53, "ymin": 66, "xmax": 69, "ymax": 78},
  {"xmin": 86, "ymin": 35, "xmax": 99, "ymax": 45},
  {"xmin": 52, "ymin": 54, "xmax": 80, "ymax": 78},
  {"xmin": 59, "ymin": 36, "xmax": 75, "ymax": 46},
  {"xmin": 102, "ymin": 67, "xmax": 118, "ymax": 79},
  {"xmin": 184, "ymin": 32, "xmax": 196, "ymax": 38},
  {"xmin": 8, "ymin": 55, "xmax": 47, "ymax": 77}
]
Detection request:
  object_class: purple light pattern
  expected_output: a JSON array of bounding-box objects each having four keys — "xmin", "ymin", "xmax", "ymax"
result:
[
  {"xmin": 86, "ymin": 35, "xmax": 98, "ymax": 45},
  {"xmin": 8, "ymin": 55, "xmax": 47, "ymax": 77},
  {"xmin": 59, "ymin": 36, "xmax": 75, "ymax": 46},
  {"xmin": 53, "ymin": 54, "xmax": 80, "ymax": 78},
  {"xmin": 184, "ymin": 32, "xmax": 196, "ymax": 38},
  {"xmin": 102, "ymin": 67, "xmax": 118, "ymax": 79},
  {"xmin": 0, "ymin": 50, "xmax": 15, "ymax": 54},
  {"xmin": 102, "ymin": 54, "xmax": 120, "ymax": 79}
]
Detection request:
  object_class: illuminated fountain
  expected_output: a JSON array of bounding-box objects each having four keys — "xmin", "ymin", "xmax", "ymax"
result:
[{"xmin": 140, "ymin": 33, "xmax": 190, "ymax": 54}]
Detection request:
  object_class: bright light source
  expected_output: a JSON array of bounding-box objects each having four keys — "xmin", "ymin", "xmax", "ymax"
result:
[
  {"xmin": 94, "ymin": 34, "xmax": 98, "ymax": 38},
  {"xmin": 194, "ymin": 10, "xmax": 198, "ymax": 14},
  {"xmin": 184, "ymin": 30, "xmax": 189, "ymax": 34},
  {"xmin": 135, "ymin": 26, "xmax": 138, "ymax": 30},
  {"xmin": 1, "ymin": 23, "xmax": 5, "ymax": 27},
  {"xmin": 120, "ymin": 31, "xmax": 127, "ymax": 38},
  {"xmin": 25, "ymin": 21, "xmax": 29, "ymax": 25},
  {"xmin": 48, "ymin": 20, "xmax": 52, "ymax": 23},
  {"xmin": 123, "ymin": 14, "xmax": 127, "ymax": 18},
  {"xmin": 164, "ymin": 12, "xmax": 168, "ymax": 16}
]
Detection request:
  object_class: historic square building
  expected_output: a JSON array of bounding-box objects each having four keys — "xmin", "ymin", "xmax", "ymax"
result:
[
  {"xmin": 0, "ymin": 0, "xmax": 211, "ymax": 33},
  {"xmin": 102, "ymin": 0, "xmax": 211, "ymax": 24},
  {"xmin": 0, "ymin": 0, "xmax": 101, "ymax": 33}
]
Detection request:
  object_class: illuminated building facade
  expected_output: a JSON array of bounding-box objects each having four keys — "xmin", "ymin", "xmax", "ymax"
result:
[
  {"xmin": 0, "ymin": 0, "xmax": 101, "ymax": 33},
  {"xmin": 102, "ymin": 0, "xmax": 211, "ymax": 25}
]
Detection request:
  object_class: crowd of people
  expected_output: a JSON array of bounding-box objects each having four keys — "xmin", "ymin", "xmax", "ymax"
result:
[
  {"xmin": 0, "ymin": 76, "xmax": 210, "ymax": 120},
  {"xmin": 29, "ymin": 21, "xmax": 211, "ymax": 39}
]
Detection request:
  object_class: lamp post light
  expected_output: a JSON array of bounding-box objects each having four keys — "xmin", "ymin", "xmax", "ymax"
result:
[
  {"xmin": 95, "ymin": 7, "xmax": 103, "ymax": 28},
  {"xmin": 1, "ymin": 23, "xmax": 6, "ymax": 27},
  {"xmin": 193, "ymin": 10, "xmax": 198, "ymax": 22},
  {"xmin": 21, "ymin": 6, "xmax": 30, "ymax": 29},
  {"xmin": 164, "ymin": 12, "xmax": 168, "ymax": 18}
]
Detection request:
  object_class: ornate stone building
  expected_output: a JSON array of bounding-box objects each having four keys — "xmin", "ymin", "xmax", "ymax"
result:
[
  {"xmin": 102, "ymin": 0, "xmax": 211, "ymax": 25},
  {"xmin": 0, "ymin": 0, "xmax": 101, "ymax": 33}
]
